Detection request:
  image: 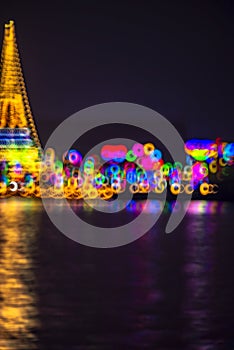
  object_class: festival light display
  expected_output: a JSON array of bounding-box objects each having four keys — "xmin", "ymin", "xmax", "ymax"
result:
[
  {"xmin": 0, "ymin": 21, "xmax": 41, "ymax": 147},
  {"xmin": 0, "ymin": 21, "xmax": 233, "ymax": 199},
  {"xmin": 0, "ymin": 20, "xmax": 41, "ymax": 197},
  {"xmin": 0, "ymin": 139, "xmax": 232, "ymax": 199}
]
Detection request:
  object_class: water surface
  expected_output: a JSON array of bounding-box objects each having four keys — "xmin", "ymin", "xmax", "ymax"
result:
[{"xmin": 0, "ymin": 198, "xmax": 234, "ymax": 349}]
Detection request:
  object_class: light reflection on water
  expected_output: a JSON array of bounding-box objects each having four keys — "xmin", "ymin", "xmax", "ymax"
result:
[
  {"xmin": 183, "ymin": 215, "xmax": 217, "ymax": 349},
  {"xmin": 0, "ymin": 199, "xmax": 41, "ymax": 350},
  {"xmin": 0, "ymin": 198, "xmax": 233, "ymax": 349},
  {"xmin": 69, "ymin": 198, "xmax": 231, "ymax": 215}
]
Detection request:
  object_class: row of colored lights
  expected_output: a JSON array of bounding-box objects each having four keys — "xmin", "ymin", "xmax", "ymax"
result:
[{"xmin": 0, "ymin": 139, "xmax": 233, "ymax": 198}]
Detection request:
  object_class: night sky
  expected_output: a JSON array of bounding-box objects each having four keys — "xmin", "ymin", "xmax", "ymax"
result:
[{"xmin": 1, "ymin": 0, "xmax": 234, "ymax": 146}]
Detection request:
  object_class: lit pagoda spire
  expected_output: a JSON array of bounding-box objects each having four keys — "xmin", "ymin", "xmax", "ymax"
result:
[{"xmin": 0, "ymin": 20, "xmax": 41, "ymax": 147}]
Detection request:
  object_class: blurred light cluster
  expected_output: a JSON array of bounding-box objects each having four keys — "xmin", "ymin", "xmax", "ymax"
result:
[{"xmin": 0, "ymin": 138, "xmax": 233, "ymax": 199}]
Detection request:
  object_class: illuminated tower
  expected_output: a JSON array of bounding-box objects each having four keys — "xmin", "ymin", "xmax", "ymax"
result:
[{"xmin": 0, "ymin": 20, "xmax": 41, "ymax": 149}]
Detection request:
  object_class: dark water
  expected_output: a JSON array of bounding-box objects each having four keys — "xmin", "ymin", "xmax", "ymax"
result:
[{"xmin": 0, "ymin": 198, "xmax": 234, "ymax": 350}]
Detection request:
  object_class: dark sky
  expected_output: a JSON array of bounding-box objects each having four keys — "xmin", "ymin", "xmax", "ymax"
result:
[{"xmin": 1, "ymin": 0, "xmax": 234, "ymax": 146}]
